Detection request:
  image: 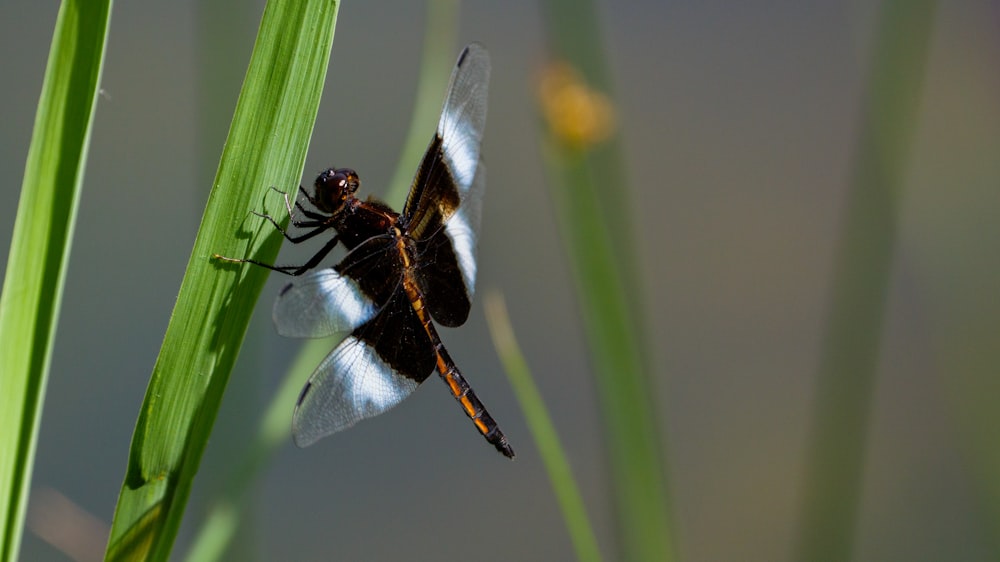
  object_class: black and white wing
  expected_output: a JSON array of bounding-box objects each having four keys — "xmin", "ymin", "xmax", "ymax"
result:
[
  {"xmin": 291, "ymin": 289, "xmax": 437, "ymax": 447},
  {"xmin": 403, "ymin": 43, "xmax": 490, "ymax": 328}
]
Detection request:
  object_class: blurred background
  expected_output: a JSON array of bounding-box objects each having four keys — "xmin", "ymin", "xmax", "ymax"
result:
[{"xmin": 2, "ymin": 1, "xmax": 999, "ymax": 560}]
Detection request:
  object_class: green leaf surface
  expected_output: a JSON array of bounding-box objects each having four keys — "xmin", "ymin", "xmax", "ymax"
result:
[
  {"xmin": 103, "ymin": 2, "xmax": 339, "ymax": 560},
  {"xmin": 0, "ymin": 1, "xmax": 112, "ymax": 560}
]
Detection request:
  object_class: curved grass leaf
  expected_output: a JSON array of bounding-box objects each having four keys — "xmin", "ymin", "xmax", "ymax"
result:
[
  {"xmin": 0, "ymin": 1, "xmax": 113, "ymax": 560},
  {"xmin": 182, "ymin": 335, "xmax": 333, "ymax": 562},
  {"xmin": 103, "ymin": 2, "xmax": 340, "ymax": 560},
  {"xmin": 484, "ymin": 292, "xmax": 603, "ymax": 562}
]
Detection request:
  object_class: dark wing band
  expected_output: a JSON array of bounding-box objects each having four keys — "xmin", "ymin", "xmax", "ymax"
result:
[
  {"xmin": 403, "ymin": 43, "xmax": 490, "ymax": 238},
  {"xmin": 292, "ymin": 290, "xmax": 437, "ymax": 447},
  {"xmin": 403, "ymin": 44, "xmax": 490, "ymax": 327}
]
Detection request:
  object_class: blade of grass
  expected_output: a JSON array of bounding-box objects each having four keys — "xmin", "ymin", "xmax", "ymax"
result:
[
  {"xmin": 535, "ymin": 2, "xmax": 672, "ymax": 558},
  {"xmin": 183, "ymin": 3, "xmax": 460, "ymax": 559},
  {"xmin": 103, "ymin": 2, "xmax": 340, "ymax": 560},
  {"xmin": 793, "ymin": 2, "xmax": 937, "ymax": 561},
  {"xmin": 484, "ymin": 292, "xmax": 603, "ymax": 562},
  {"xmin": 182, "ymin": 336, "xmax": 334, "ymax": 562},
  {"xmin": 182, "ymin": 2, "xmax": 265, "ymax": 559},
  {"xmin": 0, "ymin": 1, "xmax": 112, "ymax": 560}
]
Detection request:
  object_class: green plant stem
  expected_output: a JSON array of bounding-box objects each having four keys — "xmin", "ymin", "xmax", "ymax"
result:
[
  {"xmin": 542, "ymin": 140, "xmax": 671, "ymax": 562},
  {"xmin": 534, "ymin": 2, "xmax": 670, "ymax": 559},
  {"xmin": 484, "ymin": 292, "xmax": 603, "ymax": 562},
  {"xmin": 537, "ymin": 0, "xmax": 638, "ymax": 297},
  {"xmin": 0, "ymin": 1, "xmax": 112, "ymax": 560},
  {"xmin": 793, "ymin": 2, "xmax": 937, "ymax": 561},
  {"xmin": 103, "ymin": 2, "xmax": 339, "ymax": 560}
]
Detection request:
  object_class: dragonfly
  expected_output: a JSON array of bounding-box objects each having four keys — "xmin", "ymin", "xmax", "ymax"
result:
[{"xmin": 217, "ymin": 44, "xmax": 513, "ymax": 458}]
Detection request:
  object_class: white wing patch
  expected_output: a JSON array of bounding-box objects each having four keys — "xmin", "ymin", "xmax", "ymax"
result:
[
  {"xmin": 437, "ymin": 43, "xmax": 490, "ymax": 198},
  {"xmin": 292, "ymin": 335, "xmax": 419, "ymax": 448},
  {"xmin": 273, "ymin": 269, "xmax": 377, "ymax": 339}
]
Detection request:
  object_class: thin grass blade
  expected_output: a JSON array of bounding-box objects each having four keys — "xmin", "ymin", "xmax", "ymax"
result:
[
  {"xmin": 103, "ymin": 2, "xmax": 340, "ymax": 560},
  {"xmin": 485, "ymin": 292, "xmax": 603, "ymax": 562},
  {"xmin": 0, "ymin": 1, "xmax": 112, "ymax": 560}
]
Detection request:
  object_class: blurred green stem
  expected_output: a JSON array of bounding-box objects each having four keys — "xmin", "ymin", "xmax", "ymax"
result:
[
  {"xmin": 793, "ymin": 2, "xmax": 936, "ymax": 561},
  {"xmin": 484, "ymin": 292, "xmax": 603, "ymax": 562},
  {"xmin": 542, "ymin": 140, "xmax": 670, "ymax": 562},
  {"xmin": 536, "ymin": 0, "xmax": 671, "ymax": 560},
  {"xmin": 183, "ymin": 337, "xmax": 333, "ymax": 562},
  {"xmin": 537, "ymin": 0, "xmax": 637, "ymax": 289}
]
